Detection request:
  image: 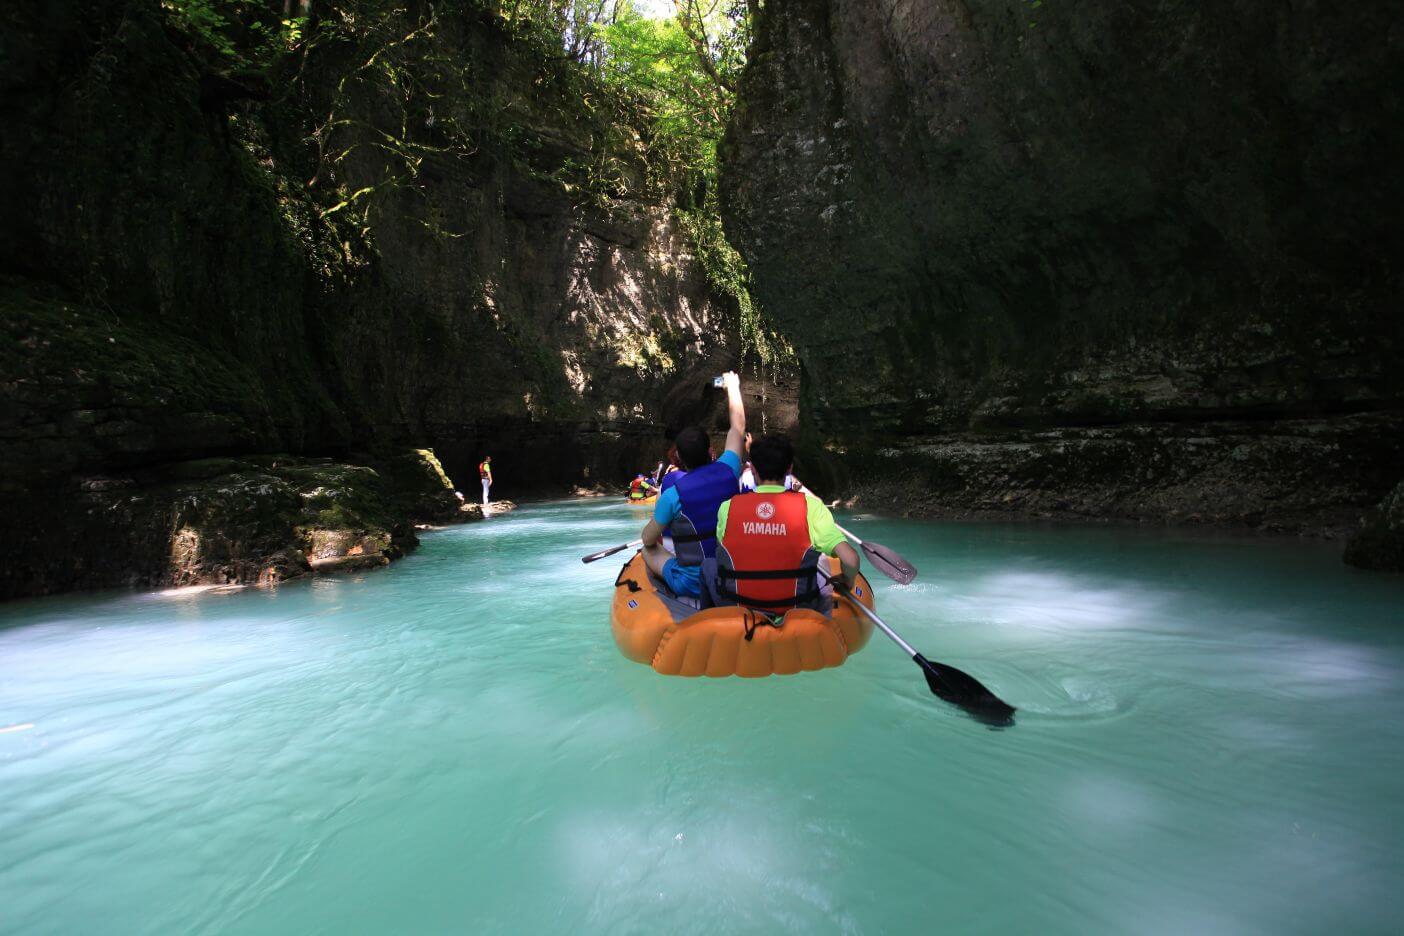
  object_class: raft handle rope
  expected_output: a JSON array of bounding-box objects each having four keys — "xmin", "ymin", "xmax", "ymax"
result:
[
  {"xmin": 741, "ymin": 608, "xmax": 783, "ymax": 642},
  {"xmin": 614, "ymin": 562, "xmax": 641, "ymax": 593}
]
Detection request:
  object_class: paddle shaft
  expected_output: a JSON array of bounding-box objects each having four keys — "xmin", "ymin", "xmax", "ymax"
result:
[
  {"xmin": 834, "ymin": 522, "xmax": 864, "ymax": 546},
  {"xmin": 823, "ymin": 571, "xmax": 918, "ymax": 657},
  {"xmin": 582, "ymin": 539, "xmax": 642, "ymax": 563}
]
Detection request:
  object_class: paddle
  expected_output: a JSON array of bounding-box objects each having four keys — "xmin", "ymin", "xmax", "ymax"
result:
[
  {"xmin": 795, "ymin": 485, "xmax": 918, "ymax": 585},
  {"xmin": 822, "ymin": 569, "xmax": 1016, "ymax": 727},
  {"xmin": 834, "ymin": 522, "xmax": 917, "ymax": 586},
  {"xmin": 582, "ymin": 540, "xmax": 642, "ymax": 564}
]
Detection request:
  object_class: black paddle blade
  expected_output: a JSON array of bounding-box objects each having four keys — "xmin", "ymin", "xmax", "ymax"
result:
[
  {"xmin": 861, "ymin": 540, "xmax": 918, "ymax": 585},
  {"xmin": 915, "ymin": 653, "xmax": 1016, "ymax": 727}
]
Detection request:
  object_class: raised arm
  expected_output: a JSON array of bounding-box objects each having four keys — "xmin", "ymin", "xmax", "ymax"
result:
[{"xmin": 722, "ymin": 371, "xmax": 746, "ymax": 462}]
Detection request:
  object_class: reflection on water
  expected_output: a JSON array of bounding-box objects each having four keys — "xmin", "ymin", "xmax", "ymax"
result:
[{"xmin": 2, "ymin": 499, "xmax": 1403, "ymax": 934}]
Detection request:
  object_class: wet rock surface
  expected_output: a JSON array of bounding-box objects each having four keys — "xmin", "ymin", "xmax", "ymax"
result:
[
  {"xmin": 833, "ymin": 415, "xmax": 1402, "ymax": 538},
  {"xmin": 721, "ymin": 0, "xmax": 1402, "ymax": 537},
  {"xmin": 1344, "ymin": 482, "xmax": 1404, "ymax": 573},
  {"xmin": 457, "ymin": 500, "xmax": 519, "ymax": 522},
  {"xmin": 0, "ymin": 451, "xmax": 462, "ymax": 599}
]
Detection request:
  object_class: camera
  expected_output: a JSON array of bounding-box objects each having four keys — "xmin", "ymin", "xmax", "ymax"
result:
[{"xmin": 712, "ymin": 376, "xmax": 725, "ymax": 388}]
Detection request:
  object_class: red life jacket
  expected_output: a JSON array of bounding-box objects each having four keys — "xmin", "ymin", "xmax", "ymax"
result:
[
  {"xmin": 479, "ymin": 461, "xmax": 490, "ymax": 479},
  {"xmin": 714, "ymin": 490, "xmax": 823, "ymax": 613},
  {"xmin": 630, "ymin": 478, "xmax": 646, "ymax": 494}
]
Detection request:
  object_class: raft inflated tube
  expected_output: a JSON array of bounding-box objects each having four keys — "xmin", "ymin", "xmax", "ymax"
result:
[
  {"xmin": 610, "ymin": 552, "xmax": 875, "ymax": 677},
  {"xmin": 626, "ymin": 493, "xmax": 658, "ymax": 505}
]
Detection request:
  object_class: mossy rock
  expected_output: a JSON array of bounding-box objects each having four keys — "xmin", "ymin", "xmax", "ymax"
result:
[{"xmin": 371, "ymin": 449, "xmax": 465, "ymax": 524}]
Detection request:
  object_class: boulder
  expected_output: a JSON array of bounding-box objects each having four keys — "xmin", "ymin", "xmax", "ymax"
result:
[{"xmin": 1344, "ymin": 482, "xmax": 1404, "ymax": 572}]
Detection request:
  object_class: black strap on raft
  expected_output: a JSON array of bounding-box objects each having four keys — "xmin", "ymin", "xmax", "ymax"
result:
[
  {"xmin": 614, "ymin": 562, "xmax": 641, "ymax": 593},
  {"xmin": 741, "ymin": 608, "xmax": 782, "ymax": 642}
]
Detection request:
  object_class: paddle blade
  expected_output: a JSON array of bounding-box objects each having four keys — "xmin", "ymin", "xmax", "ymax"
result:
[
  {"xmin": 861, "ymin": 540, "xmax": 918, "ymax": 585},
  {"xmin": 915, "ymin": 654, "xmax": 1016, "ymax": 727}
]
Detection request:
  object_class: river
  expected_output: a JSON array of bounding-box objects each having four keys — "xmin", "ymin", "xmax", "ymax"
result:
[{"xmin": 2, "ymin": 498, "xmax": 1402, "ymax": 934}]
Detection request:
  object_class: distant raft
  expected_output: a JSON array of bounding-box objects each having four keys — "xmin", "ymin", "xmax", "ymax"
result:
[
  {"xmin": 625, "ymin": 493, "xmax": 658, "ymax": 506},
  {"xmin": 609, "ymin": 551, "xmax": 875, "ymax": 677}
]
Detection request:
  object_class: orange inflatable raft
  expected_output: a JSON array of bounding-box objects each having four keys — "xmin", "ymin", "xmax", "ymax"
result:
[
  {"xmin": 626, "ymin": 493, "xmax": 658, "ymax": 506},
  {"xmin": 610, "ymin": 551, "xmax": 875, "ymax": 677}
]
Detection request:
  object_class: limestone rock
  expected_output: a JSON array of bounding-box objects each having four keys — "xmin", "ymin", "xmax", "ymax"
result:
[
  {"xmin": 0, "ymin": 453, "xmax": 453, "ymax": 599},
  {"xmin": 458, "ymin": 500, "xmax": 519, "ymax": 521}
]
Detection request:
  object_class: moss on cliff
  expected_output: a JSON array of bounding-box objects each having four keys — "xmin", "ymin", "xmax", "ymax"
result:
[{"xmin": 0, "ymin": 283, "xmax": 280, "ymax": 486}]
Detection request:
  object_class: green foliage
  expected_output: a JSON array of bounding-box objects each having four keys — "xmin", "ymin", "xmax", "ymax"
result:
[
  {"xmin": 592, "ymin": 0, "xmax": 749, "ymax": 198},
  {"xmin": 586, "ymin": 2, "xmax": 786, "ymax": 363},
  {"xmin": 162, "ymin": 0, "xmax": 305, "ymax": 68}
]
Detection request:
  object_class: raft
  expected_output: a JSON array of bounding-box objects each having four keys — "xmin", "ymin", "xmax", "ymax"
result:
[
  {"xmin": 626, "ymin": 493, "xmax": 658, "ymax": 506},
  {"xmin": 610, "ymin": 552, "xmax": 875, "ymax": 677}
]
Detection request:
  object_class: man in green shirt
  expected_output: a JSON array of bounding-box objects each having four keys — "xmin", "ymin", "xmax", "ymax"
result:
[{"xmin": 712, "ymin": 434, "xmax": 860, "ymax": 611}]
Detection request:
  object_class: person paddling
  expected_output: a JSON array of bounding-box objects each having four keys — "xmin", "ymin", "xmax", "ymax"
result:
[
  {"xmin": 710, "ymin": 433, "xmax": 861, "ymax": 613},
  {"xmin": 629, "ymin": 474, "xmax": 657, "ymax": 500},
  {"xmin": 479, "ymin": 455, "xmax": 493, "ymax": 505},
  {"xmin": 639, "ymin": 372, "xmax": 746, "ymax": 599}
]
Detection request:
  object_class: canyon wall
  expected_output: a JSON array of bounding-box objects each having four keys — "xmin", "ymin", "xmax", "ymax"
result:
[
  {"xmin": 721, "ymin": 0, "xmax": 1402, "ymax": 536},
  {"xmin": 0, "ymin": 1, "xmax": 792, "ymax": 597}
]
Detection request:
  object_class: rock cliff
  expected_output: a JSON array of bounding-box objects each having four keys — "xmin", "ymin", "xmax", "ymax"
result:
[
  {"xmin": 0, "ymin": 1, "xmax": 792, "ymax": 597},
  {"xmin": 721, "ymin": 0, "xmax": 1402, "ymax": 535}
]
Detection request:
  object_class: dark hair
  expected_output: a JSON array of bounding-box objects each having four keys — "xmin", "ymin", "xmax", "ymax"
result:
[
  {"xmin": 749, "ymin": 434, "xmax": 794, "ymax": 483},
  {"xmin": 674, "ymin": 426, "xmax": 711, "ymax": 470}
]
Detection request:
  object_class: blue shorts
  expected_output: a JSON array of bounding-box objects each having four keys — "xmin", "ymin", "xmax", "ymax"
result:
[{"xmin": 661, "ymin": 558, "xmax": 702, "ymax": 598}]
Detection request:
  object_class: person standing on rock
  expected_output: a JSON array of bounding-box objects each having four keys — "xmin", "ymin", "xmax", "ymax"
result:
[
  {"xmin": 479, "ymin": 456, "xmax": 493, "ymax": 506},
  {"xmin": 639, "ymin": 372, "xmax": 746, "ymax": 600}
]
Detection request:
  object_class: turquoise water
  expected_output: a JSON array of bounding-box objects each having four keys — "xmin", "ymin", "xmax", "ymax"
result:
[{"xmin": 2, "ymin": 499, "xmax": 1403, "ymax": 934}]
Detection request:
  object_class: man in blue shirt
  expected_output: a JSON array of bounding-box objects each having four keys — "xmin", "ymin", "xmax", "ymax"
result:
[{"xmin": 639, "ymin": 371, "xmax": 746, "ymax": 598}]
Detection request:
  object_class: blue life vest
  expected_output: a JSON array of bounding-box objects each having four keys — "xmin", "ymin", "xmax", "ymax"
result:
[{"xmin": 666, "ymin": 461, "xmax": 736, "ymax": 564}]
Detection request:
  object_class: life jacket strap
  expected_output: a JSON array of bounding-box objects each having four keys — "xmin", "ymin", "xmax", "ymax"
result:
[
  {"xmin": 713, "ymin": 583, "xmax": 823, "ymax": 609},
  {"xmin": 718, "ymin": 567, "xmax": 816, "ymax": 580}
]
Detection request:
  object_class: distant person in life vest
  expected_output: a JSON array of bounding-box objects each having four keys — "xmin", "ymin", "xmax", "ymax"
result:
[
  {"xmin": 479, "ymin": 456, "xmax": 492, "ymax": 505},
  {"xmin": 711, "ymin": 433, "xmax": 860, "ymax": 613},
  {"xmin": 638, "ymin": 371, "xmax": 746, "ymax": 599},
  {"xmin": 629, "ymin": 474, "xmax": 656, "ymax": 500}
]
